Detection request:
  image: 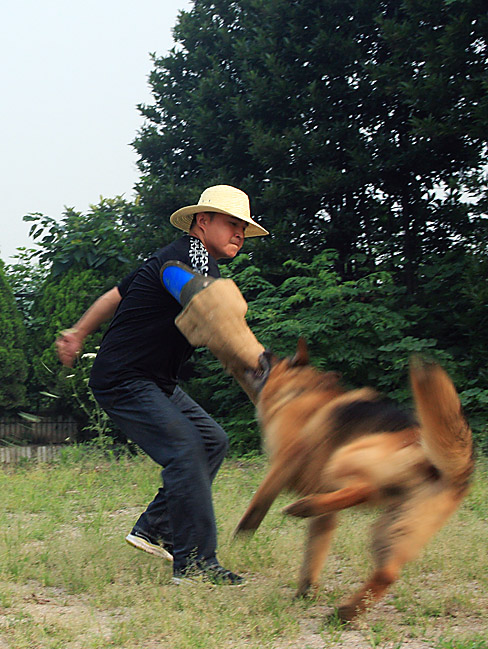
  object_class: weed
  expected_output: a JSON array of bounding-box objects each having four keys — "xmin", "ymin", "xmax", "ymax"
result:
[
  {"xmin": 436, "ymin": 637, "xmax": 488, "ymax": 649},
  {"xmin": 0, "ymin": 454, "xmax": 486, "ymax": 648}
]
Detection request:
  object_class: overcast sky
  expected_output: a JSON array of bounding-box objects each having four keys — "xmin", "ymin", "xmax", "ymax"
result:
[{"xmin": 0, "ymin": 0, "xmax": 192, "ymax": 262}]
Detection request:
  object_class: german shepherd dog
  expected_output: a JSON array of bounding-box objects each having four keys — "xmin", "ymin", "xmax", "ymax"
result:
[{"xmin": 234, "ymin": 339, "xmax": 473, "ymax": 622}]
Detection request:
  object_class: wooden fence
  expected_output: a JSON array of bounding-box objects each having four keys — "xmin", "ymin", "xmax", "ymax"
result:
[
  {"xmin": 0, "ymin": 445, "xmax": 66, "ymax": 464},
  {"xmin": 0, "ymin": 416, "xmax": 79, "ymax": 446}
]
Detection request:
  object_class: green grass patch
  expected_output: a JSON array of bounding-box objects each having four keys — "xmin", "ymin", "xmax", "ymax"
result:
[{"xmin": 0, "ymin": 450, "xmax": 486, "ymax": 648}]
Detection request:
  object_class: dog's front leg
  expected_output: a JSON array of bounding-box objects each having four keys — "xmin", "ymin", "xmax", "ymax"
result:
[{"xmin": 233, "ymin": 456, "xmax": 301, "ymax": 535}]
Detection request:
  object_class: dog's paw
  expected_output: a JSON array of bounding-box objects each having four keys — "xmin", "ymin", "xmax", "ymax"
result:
[
  {"xmin": 325, "ymin": 608, "xmax": 352, "ymax": 627},
  {"xmin": 232, "ymin": 524, "xmax": 256, "ymax": 539},
  {"xmin": 282, "ymin": 497, "xmax": 316, "ymax": 518},
  {"xmin": 233, "ymin": 505, "xmax": 267, "ymax": 535},
  {"xmin": 294, "ymin": 581, "xmax": 319, "ymax": 600},
  {"xmin": 232, "ymin": 514, "xmax": 260, "ymax": 537},
  {"xmin": 335, "ymin": 603, "xmax": 359, "ymax": 623}
]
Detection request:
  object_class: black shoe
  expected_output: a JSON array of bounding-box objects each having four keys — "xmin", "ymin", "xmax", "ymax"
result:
[
  {"xmin": 172, "ymin": 562, "xmax": 244, "ymax": 586},
  {"xmin": 125, "ymin": 530, "xmax": 173, "ymax": 562}
]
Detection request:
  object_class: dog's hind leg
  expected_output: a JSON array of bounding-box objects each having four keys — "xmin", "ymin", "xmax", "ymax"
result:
[
  {"xmin": 283, "ymin": 482, "xmax": 374, "ymax": 518},
  {"xmin": 295, "ymin": 513, "xmax": 337, "ymax": 598},
  {"xmin": 336, "ymin": 486, "xmax": 464, "ymax": 622}
]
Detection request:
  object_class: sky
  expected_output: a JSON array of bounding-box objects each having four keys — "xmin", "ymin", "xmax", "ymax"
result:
[{"xmin": 0, "ymin": 0, "xmax": 192, "ymax": 262}]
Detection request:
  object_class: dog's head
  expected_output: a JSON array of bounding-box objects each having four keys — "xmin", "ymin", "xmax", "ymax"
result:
[
  {"xmin": 244, "ymin": 338, "xmax": 310, "ymax": 396},
  {"xmin": 245, "ymin": 338, "xmax": 341, "ymax": 403}
]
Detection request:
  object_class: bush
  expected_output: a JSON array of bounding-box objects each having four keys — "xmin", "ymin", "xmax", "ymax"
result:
[
  {"xmin": 186, "ymin": 251, "xmax": 487, "ymax": 454},
  {"xmin": 0, "ymin": 260, "xmax": 28, "ymax": 412}
]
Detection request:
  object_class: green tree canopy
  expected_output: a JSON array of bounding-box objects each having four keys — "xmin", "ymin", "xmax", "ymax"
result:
[
  {"xmin": 23, "ymin": 196, "xmax": 140, "ymax": 276},
  {"xmin": 185, "ymin": 249, "xmax": 487, "ymax": 453},
  {"xmin": 133, "ymin": 0, "xmax": 488, "ymax": 286},
  {"xmin": 13, "ymin": 198, "xmax": 138, "ymax": 420},
  {"xmin": 0, "ymin": 260, "xmax": 28, "ymax": 412}
]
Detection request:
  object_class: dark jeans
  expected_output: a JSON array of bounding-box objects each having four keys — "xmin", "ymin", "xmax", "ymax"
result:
[{"xmin": 92, "ymin": 380, "xmax": 229, "ymax": 570}]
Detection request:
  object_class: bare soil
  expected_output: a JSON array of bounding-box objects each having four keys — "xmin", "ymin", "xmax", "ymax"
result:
[{"xmin": 1, "ymin": 578, "xmax": 486, "ymax": 649}]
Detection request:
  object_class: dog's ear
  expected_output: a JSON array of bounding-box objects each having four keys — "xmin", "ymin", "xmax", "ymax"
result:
[{"xmin": 290, "ymin": 337, "xmax": 309, "ymax": 367}]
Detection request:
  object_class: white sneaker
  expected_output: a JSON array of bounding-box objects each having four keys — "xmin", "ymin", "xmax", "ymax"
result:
[{"xmin": 125, "ymin": 531, "xmax": 173, "ymax": 562}]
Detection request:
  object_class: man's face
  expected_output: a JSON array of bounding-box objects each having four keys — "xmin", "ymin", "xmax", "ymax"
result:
[{"xmin": 198, "ymin": 212, "xmax": 247, "ymax": 259}]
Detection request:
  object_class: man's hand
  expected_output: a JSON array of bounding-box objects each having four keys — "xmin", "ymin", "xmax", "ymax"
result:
[
  {"xmin": 55, "ymin": 287, "xmax": 121, "ymax": 367},
  {"xmin": 56, "ymin": 328, "xmax": 84, "ymax": 367}
]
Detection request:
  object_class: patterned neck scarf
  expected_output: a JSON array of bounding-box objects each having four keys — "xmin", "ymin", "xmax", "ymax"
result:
[{"xmin": 188, "ymin": 236, "xmax": 210, "ymax": 276}]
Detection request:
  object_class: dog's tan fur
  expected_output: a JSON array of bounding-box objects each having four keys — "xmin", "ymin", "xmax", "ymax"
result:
[{"xmin": 234, "ymin": 339, "xmax": 473, "ymax": 622}]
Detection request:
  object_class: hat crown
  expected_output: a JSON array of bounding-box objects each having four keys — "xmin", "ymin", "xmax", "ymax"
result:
[
  {"xmin": 198, "ymin": 185, "xmax": 250, "ymax": 220},
  {"xmin": 169, "ymin": 184, "xmax": 269, "ymax": 237}
]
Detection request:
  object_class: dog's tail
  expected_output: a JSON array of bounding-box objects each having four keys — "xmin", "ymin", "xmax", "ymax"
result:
[{"xmin": 410, "ymin": 357, "xmax": 473, "ymax": 486}]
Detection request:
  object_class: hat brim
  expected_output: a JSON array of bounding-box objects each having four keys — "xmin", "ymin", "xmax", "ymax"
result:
[{"xmin": 170, "ymin": 205, "xmax": 269, "ymax": 238}]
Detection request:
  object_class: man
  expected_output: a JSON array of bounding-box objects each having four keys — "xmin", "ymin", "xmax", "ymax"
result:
[{"xmin": 56, "ymin": 184, "xmax": 269, "ymax": 585}]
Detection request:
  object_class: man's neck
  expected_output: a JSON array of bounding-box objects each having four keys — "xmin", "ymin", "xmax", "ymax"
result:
[{"xmin": 189, "ymin": 229, "xmax": 213, "ymax": 256}]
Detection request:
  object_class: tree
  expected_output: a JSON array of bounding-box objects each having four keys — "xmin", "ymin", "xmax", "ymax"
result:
[
  {"xmin": 133, "ymin": 0, "xmax": 488, "ymax": 286},
  {"xmin": 5, "ymin": 247, "xmax": 49, "ymax": 328},
  {"xmin": 184, "ymin": 250, "xmax": 487, "ymax": 453},
  {"xmin": 132, "ymin": 0, "xmax": 487, "ymax": 452},
  {"xmin": 184, "ymin": 251, "xmax": 453, "ymax": 451},
  {"xmin": 360, "ymin": 0, "xmax": 488, "ymax": 290},
  {"xmin": 23, "ymin": 196, "xmax": 140, "ymax": 276},
  {"xmin": 29, "ymin": 267, "xmax": 115, "ymax": 414},
  {"xmin": 15, "ymin": 199, "xmax": 137, "ymax": 424},
  {"xmin": 0, "ymin": 260, "xmax": 28, "ymax": 412}
]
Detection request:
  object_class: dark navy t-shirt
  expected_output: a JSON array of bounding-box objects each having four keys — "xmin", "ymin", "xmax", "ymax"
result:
[{"xmin": 89, "ymin": 235, "xmax": 220, "ymax": 394}]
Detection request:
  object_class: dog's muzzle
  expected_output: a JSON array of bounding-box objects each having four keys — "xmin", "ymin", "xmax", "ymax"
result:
[{"xmin": 245, "ymin": 350, "xmax": 274, "ymax": 394}]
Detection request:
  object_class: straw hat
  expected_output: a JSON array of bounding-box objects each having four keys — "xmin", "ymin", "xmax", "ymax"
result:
[{"xmin": 170, "ymin": 185, "xmax": 269, "ymax": 237}]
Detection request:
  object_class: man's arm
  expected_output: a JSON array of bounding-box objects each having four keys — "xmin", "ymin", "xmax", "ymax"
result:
[{"xmin": 55, "ymin": 286, "xmax": 122, "ymax": 367}]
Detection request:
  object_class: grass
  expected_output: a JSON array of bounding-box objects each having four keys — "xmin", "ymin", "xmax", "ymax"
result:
[{"xmin": 0, "ymin": 447, "xmax": 487, "ymax": 649}]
